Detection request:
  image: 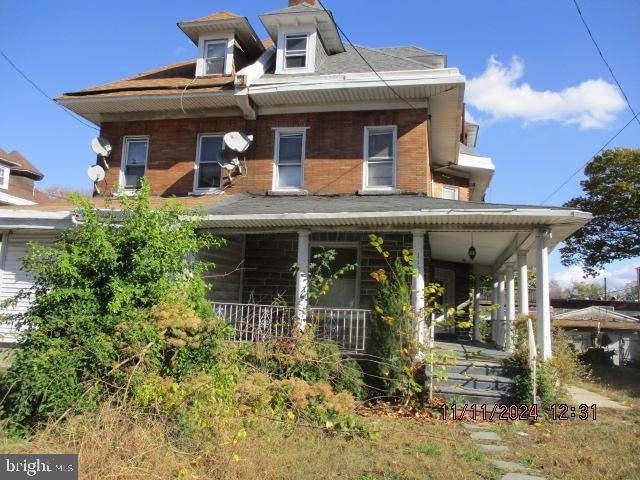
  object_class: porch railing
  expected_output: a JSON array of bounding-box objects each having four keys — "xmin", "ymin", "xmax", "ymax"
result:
[{"xmin": 212, "ymin": 302, "xmax": 369, "ymax": 353}]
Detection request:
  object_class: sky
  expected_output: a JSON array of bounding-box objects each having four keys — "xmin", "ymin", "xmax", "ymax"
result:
[{"xmin": 0, "ymin": 0, "xmax": 638, "ymax": 290}]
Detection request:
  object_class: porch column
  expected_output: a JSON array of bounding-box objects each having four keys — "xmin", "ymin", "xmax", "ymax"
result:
[
  {"xmin": 517, "ymin": 251, "xmax": 529, "ymax": 315},
  {"xmin": 491, "ymin": 276, "xmax": 499, "ymax": 343},
  {"xmin": 505, "ymin": 263, "xmax": 516, "ymax": 352},
  {"xmin": 412, "ymin": 230, "xmax": 426, "ymax": 344},
  {"xmin": 472, "ymin": 275, "xmax": 481, "ymax": 342},
  {"xmin": 497, "ymin": 271, "xmax": 506, "ymax": 349},
  {"xmin": 295, "ymin": 230, "xmax": 310, "ymax": 330},
  {"xmin": 535, "ymin": 228, "xmax": 552, "ymax": 361}
]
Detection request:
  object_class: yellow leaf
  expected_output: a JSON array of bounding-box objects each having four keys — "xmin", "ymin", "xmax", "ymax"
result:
[{"xmin": 232, "ymin": 454, "xmax": 240, "ymax": 463}]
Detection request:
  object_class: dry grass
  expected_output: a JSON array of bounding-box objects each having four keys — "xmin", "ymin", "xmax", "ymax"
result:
[
  {"xmin": 573, "ymin": 366, "xmax": 640, "ymax": 407},
  {"xmin": 0, "ymin": 405, "xmax": 502, "ymax": 480}
]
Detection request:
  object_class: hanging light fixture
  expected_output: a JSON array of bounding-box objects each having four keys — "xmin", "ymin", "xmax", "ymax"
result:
[{"xmin": 468, "ymin": 232, "xmax": 477, "ymax": 261}]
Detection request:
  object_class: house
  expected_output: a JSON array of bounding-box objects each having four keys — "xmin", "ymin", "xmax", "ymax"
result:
[
  {"xmin": 0, "ymin": 1, "xmax": 591, "ymax": 362},
  {"xmin": 0, "ymin": 149, "xmax": 48, "ymax": 206},
  {"xmin": 553, "ymin": 306, "xmax": 640, "ymax": 366}
]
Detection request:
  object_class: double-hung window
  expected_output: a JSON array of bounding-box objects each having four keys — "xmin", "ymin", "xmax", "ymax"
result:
[
  {"xmin": 203, "ymin": 39, "xmax": 227, "ymax": 75},
  {"xmin": 284, "ymin": 34, "xmax": 308, "ymax": 69},
  {"xmin": 442, "ymin": 185, "xmax": 459, "ymax": 200},
  {"xmin": 122, "ymin": 137, "xmax": 148, "ymax": 189},
  {"xmin": 274, "ymin": 129, "xmax": 305, "ymax": 190},
  {"xmin": 0, "ymin": 165, "xmax": 9, "ymax": 189},
  {"xmin": 364, "ymin": 126, "xmax": 396, "ymax": 189},
  {"xmin": 195, "ymin": 135, "xmax": 223, "ymax": 191}
]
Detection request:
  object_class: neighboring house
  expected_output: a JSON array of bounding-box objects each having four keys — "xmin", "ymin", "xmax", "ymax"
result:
[
  {"xmin": 553, "ymin": 306, "xmax": 640, "ymax": 366},
  {"xmin": 0, "ymin": 149, "xmax": 48, "ymax": 206},
  {"xmin": 0, "ymin": 1, "xmax": 591, "ymax": 360}
]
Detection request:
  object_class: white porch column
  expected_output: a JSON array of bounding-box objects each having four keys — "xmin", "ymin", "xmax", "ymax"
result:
[
  {"xmin": 491, "ymin": 276, "xmax": 499, "ymax": 343},
  {"xmin": 412, "ymin": 230, "xmax": 426, "ymax": 344},
  {"xmin": 472, "ymin": 275, "xmax": 481, "ymax": 342},
  {"xmin": 295, "ymin": 230, "xmax": 310, "ymax": 330},
  {"xmin": 517, "ymin": 251, "xmax": 529, "ymax": 316},
  {"xmin": 497, "ymin": 271, "xmax": 506, "ymax": 349},
  {"xmin": 536, "ymin": 229, "xmax": 552, "ymax": 361},
  {"xmin": 505, "ymin": 263, "xmax": 516, "ymax": 352}
]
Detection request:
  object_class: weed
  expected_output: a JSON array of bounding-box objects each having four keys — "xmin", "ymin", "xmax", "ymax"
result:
[
  {"xmin": 411, "ymin": 441, "xmax": 442, "ymax": 456},
  {"xmin": 457, "ymin": 445, "xmax": 487, "ymax": 463}
]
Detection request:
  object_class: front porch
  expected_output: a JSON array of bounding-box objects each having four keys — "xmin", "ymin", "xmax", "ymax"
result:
[{"xmin": 196, "ymin": 193, "xmax": 591, "ymax": 360}]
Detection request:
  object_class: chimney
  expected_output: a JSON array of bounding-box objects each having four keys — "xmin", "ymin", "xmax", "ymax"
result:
[{"xmin": 289, "ymin": 0, "xmax": 319, "ymax": 7}]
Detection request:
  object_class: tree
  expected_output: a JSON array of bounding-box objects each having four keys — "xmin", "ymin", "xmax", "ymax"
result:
[
  {"xmin": 564, "ymin": 282, "xmax": 604, "ymax": 300},
  {"xmin": 560, "ymin": 148, "xmax": 640, "ymax": 276}
]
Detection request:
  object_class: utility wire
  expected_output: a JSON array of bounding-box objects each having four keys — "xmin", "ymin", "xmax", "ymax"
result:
[
  {"xmin": 541, "ymin": 110, "xmax": 640, "ymax": 204},
  {"xmin": 571, "ymin": 0, "xmax": 640, "ymax": 128},
  {"xmin": 0, "ymin": 48, "xmax": 99, "ymax": 131},
  {"xmin": 316, "ymin": 0, "xmax": 417, "ymax": 110}
]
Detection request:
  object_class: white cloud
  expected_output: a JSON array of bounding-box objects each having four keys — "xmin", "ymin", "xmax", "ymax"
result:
[
  {"xmin": 553, "ymin": 263, "xmax": 639, "ymax": 290},
  {"xmin": 466, "ymin": 56, "xmax": 626, "ymax": 129}
]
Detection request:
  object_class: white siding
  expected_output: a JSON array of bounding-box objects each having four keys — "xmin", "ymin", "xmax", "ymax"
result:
[{"xmin": 0, "ymin": 230, "xmax": 58, "ymax": 342}]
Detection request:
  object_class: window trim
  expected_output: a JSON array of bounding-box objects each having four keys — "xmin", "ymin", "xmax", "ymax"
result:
[
  {"xmin": 363, "ymin": 125, "xmax": 397, "ymax": 191},
  {"xmin": 442, "ymin": 185, "xmax": 460, "ymax": 200},
  {"xmin": 196, "ymin": 34, "xmax": 234, "ymax": 77},
  {"xmin": 193, "ymin": 133, "xmax": 224, "ymax": 194},
  {"xmin": 273, "ymin": 127, "xmax": 307, "ymax": 191},
  {"xmin": 275, "ymin": 27, "xmax": 317, "ymax": 74},
  {"xmin": 120, "ymin": 136, "xmax": 149, "ymax": 191},
  {"xmin": 0, "ymin": 165, "xmax": 9, "ymax": 190},
  {"xmin": 309, "ymin": 241, "xmax": 361, "ymax": 309}
]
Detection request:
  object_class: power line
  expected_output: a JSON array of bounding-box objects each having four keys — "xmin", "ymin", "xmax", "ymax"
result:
[
  {"xmin": 541, "ymin": 110, "xmax": 640, "ymax": 204},
  {"xmin": 316, "ymin": 0, "xmax": 418, "ymax": 110},
  {"xmin": 0, "ymin": 48, "xmax": 99, "ymax": 131},
  {"xmin": 571, "ymin": 0, "xmax": 640, "ymax": 128}
]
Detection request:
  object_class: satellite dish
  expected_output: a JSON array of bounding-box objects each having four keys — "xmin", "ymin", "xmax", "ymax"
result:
[
  {"xmin": 87, "ymin": 164, "xmax": 106, "ymax": 183},
  {"xmin": 223, "ymin": 132, "xmax": 254, "ymax": 153},
  {"xmin": 91, "ymin": 137, "xmax": 112, "ymax": 157}
]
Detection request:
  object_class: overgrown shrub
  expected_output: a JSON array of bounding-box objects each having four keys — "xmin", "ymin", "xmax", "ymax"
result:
[
  {"xmin": 0, "ymin": 181, "xmax": 224, "ymax": 433},
  {"xmin": 578, "ymin": 347, "xmax": 615, "ymax": 367}
]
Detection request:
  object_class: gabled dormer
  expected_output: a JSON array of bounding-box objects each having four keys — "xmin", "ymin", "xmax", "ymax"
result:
[
  {"xmin": 178, "ymin": 11, "xmax": 264, "ymax": 77},
  {"xmin": 259, "ymin": 0, "xmax": 345, "ymax": 75}
]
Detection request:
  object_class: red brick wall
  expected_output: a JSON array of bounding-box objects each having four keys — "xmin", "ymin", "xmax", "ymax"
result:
[
  {"xmin": 432, "ymin": 172, "xmax": 470, "ymax": 201},
  {"xmin": 99, "ymin": 109, "xmax": 430, "ymax": 196}
]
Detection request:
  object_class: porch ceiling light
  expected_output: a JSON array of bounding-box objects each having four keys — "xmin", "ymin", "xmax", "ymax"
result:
[{"xmin": 468, "ymin": 232, "xmax": 477, "ymax": 261}]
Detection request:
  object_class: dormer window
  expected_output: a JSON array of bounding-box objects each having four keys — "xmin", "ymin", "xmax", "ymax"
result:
[
  {"xmin": 275, "ymin": 27, "xmax": 317, "ymax": 74},
  {"xmin": 0, "ymin": 165, "xmax": 9, "ymax": 189},
  {"xmin": 196, "ymin": 35, "xmax": 234, "ymax": 76}
]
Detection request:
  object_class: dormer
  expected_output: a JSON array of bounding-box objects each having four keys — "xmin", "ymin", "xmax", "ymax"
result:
[
  {"xmin": 259, "ymin": 0, "xmax": 345, "ymax": 75},
  {"xmin": 178, "ymin": 12, "xmax": 264, "ymax": 78}
]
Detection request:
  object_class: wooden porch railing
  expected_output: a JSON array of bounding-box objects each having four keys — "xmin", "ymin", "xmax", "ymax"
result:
[{"xmin": 212, "ymin": 302, "xmax": 370, "ymax": 353}]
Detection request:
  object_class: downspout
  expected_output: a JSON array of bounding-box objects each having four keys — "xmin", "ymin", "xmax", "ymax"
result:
[
  {"xmin": 234, "ymin": 45, "xmax": 276, "ymax": 121},
  {"xmin": 426, "ymin": 97, "xmax": 434, "ymax": 196}
]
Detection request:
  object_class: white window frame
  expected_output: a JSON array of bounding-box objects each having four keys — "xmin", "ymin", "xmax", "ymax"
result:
[
  {"xmin": 273, "ymin": 127, "xmax": 307, "ymax": 191},
  {"xmin": 275, "ymin": 27, "xmax": 317, "ymax": 74},
  {"xmin": 196, "ymin": 34, "xmax": 234, "ymax": 77},
  {"xmin": 442, "ymin": 185, "xmax": 459, "ymax": 200},
  {"xmin": 193, "ymin": 133, "xmax": 224, "ymax": 194},
  {"xmin": 120, "ymin": 136, "xmax": 149, "ymax": 191},
  {"xmin": 0, "ymin": 165, "xmax": 9, "ymax": 189},
  {"xmin": 363, "ymin": 126, "xmax": 397, "ymax": 190}
]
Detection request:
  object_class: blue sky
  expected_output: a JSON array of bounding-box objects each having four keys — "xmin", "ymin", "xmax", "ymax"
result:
[{"xmin": 1, "ymin": 0, "xmax": 638, "ymax": 289}]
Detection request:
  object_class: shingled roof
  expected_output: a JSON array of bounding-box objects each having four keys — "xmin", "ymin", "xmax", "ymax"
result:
[{"xmin": 0, "ymin": 148, "xmax": 44, "ymax": 180}]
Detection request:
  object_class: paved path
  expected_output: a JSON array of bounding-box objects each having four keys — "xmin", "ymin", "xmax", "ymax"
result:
[{"xmin": 567, "ymin": 385, "xmax": 630, "ymax": 410}]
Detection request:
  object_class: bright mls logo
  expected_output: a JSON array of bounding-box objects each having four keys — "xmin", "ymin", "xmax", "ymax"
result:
[{"xmin": 1, "ymin": 454, "xmax": 77, "ymax": 480}]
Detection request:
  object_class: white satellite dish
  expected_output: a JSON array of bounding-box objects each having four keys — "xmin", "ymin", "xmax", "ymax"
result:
[
  {"xmin": 91, "ymin": 137, "xmax": 112, "ymax": 157},
  {"xmin": 87, "ymin": 164, "xmax": 106, "ymax": 182},
  {"xmin": 223, "ymin": 132, "xmax": 254, "ymax": 153}
]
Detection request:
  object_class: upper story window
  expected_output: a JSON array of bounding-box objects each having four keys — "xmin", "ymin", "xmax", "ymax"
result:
[
  {"xmin": 274, "ymin": 128, "xmax": 306, "ymax": 190},
  {"xmin": 0, "ymin": 165, "xmax": 9, "ymax": 189},
  {"xmin": 442, "ymin": 185, "xmax": 459, "ymax": 200},
  {"xmin": 196, "ymin": 35, "xmax": 233, "ymax": 76},
  {"xmin": 364, "ymin": 126, "xmax": 397, "ymax": 189},
  {"xmin": 121, "ymin": 137, "xmax": 149, "ymax": 190},
  {"xmin": 195, "ymin": 134, "xmax": 223, "ymax": 192},
  {"xmin": 275, "ymin": 28, "xmax": 317, "ymax": 74}
]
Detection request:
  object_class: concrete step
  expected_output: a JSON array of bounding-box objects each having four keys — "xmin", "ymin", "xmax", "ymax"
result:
[
  {"xmin": 431, "ymin": 360, "xmax": 520, "ymax": 378},
  {"xmin": 433, "ymin": 385, "xmax": 519, "ymax": 407},
  {"xmin": 432, "ymin": 372, "xmax": 515, "ymax": 393}
]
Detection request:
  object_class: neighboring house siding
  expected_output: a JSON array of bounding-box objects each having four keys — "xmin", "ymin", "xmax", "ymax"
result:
[
  {"xmin": 0, "ymin": 230, "xmax": 57, "ymax": 341},
  {"xmin": 100, "ymin": 109, "xmax": 430, "ymax": 196}
]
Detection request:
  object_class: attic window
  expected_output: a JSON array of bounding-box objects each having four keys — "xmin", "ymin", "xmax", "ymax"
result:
[
  {"xmin": 275, "ymin": 28, "xmax": 317, "ymax": 74},
  {"xmin": 0, "ymin": 165, "xmax": 8, "ymax": 189},
  {"xmin": 196, "ymin": 35, "xmax": 233, "ymax": 76}
]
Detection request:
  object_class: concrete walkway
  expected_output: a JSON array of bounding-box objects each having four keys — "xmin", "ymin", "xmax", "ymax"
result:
[{"xmin": 566, "ymin": 385, "xmax": 630, "ymax": 410}]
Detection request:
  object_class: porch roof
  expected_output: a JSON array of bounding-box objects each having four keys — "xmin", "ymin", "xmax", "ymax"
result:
[{"xmin": 195, "ymin": 193, "xmax": 591, "ymax": 271}]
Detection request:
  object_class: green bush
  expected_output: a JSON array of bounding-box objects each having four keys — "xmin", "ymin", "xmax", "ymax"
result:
[
  {"xmin": 0, "ymin": 181, "xmax": 224, "ymax": 433},
  {"xmin": 578, "ymin": 347, "xmax": 615, "ymax": 367}
]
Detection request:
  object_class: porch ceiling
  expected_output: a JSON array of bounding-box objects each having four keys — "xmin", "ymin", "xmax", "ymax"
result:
[{"xmin": 428, "ymin": 231, "xmax": 518, "ymax": 269}]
